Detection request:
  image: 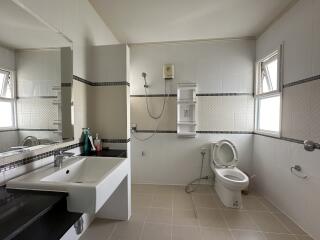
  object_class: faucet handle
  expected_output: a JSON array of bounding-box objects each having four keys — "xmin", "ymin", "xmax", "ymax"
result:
[{"xmin": 54, "ymin": 149, "xmax": 64, "ymax": 156}]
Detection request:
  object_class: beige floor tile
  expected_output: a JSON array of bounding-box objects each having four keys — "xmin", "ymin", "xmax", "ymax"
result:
[
  {"xmin": 295, "ymin": 235, "xmax": 314, "ymax": 240},
  {"xmin": 173, "ymin": 193, "xmax": 194, "ymax": 210},
  {"xmin": 173, "ymin": 209, "xmax": 198, "ymax": 226},
  {"xmin": 131, "ymin": 207, "xmax": 149, "ymax": 222},
  {"xmin": 273, "ymin": 213, "xmax": 306, "ymax": 235},
  {"xmin": 172, "ymin": 225, "xmax": 201, "ymax": 240},
  {"xmin": 242, "ymin": 197, "xmax": 269, "ymax": 211},
  {"xmin": 151, "ymin": 194, "xmax": 173, "ymax": 208},
  {"xmin": 80, "ymin": 218, "xmax": 116, "ymax": 240},
  {"xmin": 197, "ymin": 208, "xmax": 227, "ymax": 228},
  {"xmin": 146, "ymin": 207, "xmax": 173, "ymax": 224},
  {"xmin": 154, "ymin": 185, "xmax": 174, "ymax": 195},
  {"xmin": 257, "ymin": 198, "xmax": 281, "ymax": 213},
  {"xmin": 231, "ymin": 230, "xmax": 266, "ymax": 240},
  {"xmin": 141, "ymin": 222, "xmax": 172, "ymax": 240},
  {"xmin": 132, "ymin": 193, "xmax": 153, "ymax": 208},
  {"xmin": 249, "ymin": 212, "xmax": 289, "ymax": 234},
  {"xmin": 109, "ymin": 220, "xmax": 143, "ymax": 240},
  {"xmin": 222, "ymin": 210, "xmax": 259, "ymax": 230},
  {"xmin": 192, "ymin": 185, "xmax": 214, "ymax": 195},
  {"xmin": 174, "ymin": 185, "xmax": 188, "ymax": 194},
  {"xmin": 81, "ymin": 185, "xmax": 312, "ymax": 240},
  {"xmin": 264, "ymin": 233, "xmax": 297, "ymax": 240},
  {"xmin": 132, "ymin": 184, "xmax": 156, "ymax": 194},
  {"xmin": 193, "ymin": 194, "xmax": 221, "ymax": 209},
  {"xmin": 201, "ymin": 227, "xmax": 233, "ymax": 240}
]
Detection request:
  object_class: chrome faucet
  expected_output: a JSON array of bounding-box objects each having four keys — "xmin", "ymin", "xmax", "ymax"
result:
[{"xmin": 54, "ymin": 150, "xmax": 75, "ymax": 168}]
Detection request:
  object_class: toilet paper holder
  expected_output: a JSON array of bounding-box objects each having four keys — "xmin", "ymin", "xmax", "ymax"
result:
[{"xmin": 290, "ymin": 165, "xmax": 308, "ymax": 179}]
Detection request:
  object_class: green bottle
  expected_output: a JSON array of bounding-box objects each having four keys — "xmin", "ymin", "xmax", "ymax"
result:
[{"xmin": 82, "ymin": 128, "xmax": 91, "ymax": 156}]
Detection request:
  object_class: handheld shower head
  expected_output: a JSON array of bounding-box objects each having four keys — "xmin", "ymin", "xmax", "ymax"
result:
[{"xmin": 142, "ymin": 72, "xmax": 149, "ymax": 88}]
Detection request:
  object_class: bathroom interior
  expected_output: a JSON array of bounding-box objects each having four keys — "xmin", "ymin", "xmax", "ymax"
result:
[{"xmin": 0, "ymin": 0, "xmax": 319, "ymax": 239}]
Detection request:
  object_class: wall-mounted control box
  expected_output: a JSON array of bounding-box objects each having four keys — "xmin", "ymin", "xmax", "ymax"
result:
[{"xmin": 163, "ymin": 64, "xmax": 174, "ymax": 80}]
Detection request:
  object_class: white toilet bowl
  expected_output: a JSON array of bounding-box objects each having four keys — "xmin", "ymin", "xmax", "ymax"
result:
[{"xmin": 210, "ymin": 140, "xmax": 249, "ymax": 208}]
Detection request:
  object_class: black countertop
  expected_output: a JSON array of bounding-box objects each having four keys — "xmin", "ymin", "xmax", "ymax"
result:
[
  {"xmin": 81, "ymin": 148, "xmax": 127, "ymax": 158},
  {"xmin": 0, "ymin": 187, "xmax": 81, "ymax": 240}
]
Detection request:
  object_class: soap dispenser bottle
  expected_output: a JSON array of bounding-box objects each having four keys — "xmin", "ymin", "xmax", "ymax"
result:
[{"xmin": 94, "ymin": 133, "xmax": 102, "ymax": 152}]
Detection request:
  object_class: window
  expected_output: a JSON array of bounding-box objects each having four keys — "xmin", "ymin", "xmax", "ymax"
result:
[
  {"xmin": 0, "ymin": 69, "xmax": 16, "ymax": 129},
  {"xmin": 255, "ymin": 48, "xmax": 282, "ymax": 136}
]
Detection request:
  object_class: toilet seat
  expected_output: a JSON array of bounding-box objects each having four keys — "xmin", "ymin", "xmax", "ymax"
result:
[{"xmin": 210, "ymin": 140, "xmax": 238, "ymax": 169}]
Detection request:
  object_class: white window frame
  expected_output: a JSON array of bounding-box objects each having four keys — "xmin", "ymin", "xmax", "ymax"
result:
[
  {"xmin": 0, "ymin": 69, "xmax": 17, "ymax": 130},
  {"xmin": 254, "ymin": 45, "xmax": 283, "ymax": 137}
]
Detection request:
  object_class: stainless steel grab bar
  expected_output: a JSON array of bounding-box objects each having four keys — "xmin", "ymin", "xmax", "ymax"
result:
[{"xmin": 304, "ymin": 140, "xmax": 320, "ymax": 151}]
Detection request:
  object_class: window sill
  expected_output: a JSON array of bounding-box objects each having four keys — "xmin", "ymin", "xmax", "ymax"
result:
[
  {"xmin": 0, "ymin": 128, "xmax": 17, "ymax": 132},
  {"xmin": 254, "ymin": 130, "xmax": 280, "ymax": 138}
]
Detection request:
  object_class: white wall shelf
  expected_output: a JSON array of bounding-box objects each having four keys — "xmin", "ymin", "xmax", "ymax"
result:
[{"xmin": 177, "ymin": 83, "xmax": 197, "ymax": 137}]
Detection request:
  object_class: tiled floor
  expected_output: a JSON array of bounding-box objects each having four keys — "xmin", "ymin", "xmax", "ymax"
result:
[{"xmin": 80, "ymin": 184, "xmax": 313, "ymax": 240}]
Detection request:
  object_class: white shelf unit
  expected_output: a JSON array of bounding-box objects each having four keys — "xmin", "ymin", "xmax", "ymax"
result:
[{"xmin": 177, "ymin": 83, "xmax": 197, "ymax": 137}]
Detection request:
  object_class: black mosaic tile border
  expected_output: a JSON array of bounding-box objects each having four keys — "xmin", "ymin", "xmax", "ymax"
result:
[
  {"xmin": 134, "ymin": 130, "xmax": 253, "ymax": 134},
  {"xmin": 131, "ymin": 94, "xmax": 177, "ymax": 97},
  {"xmin": 0, "ymin": 143, "xmax": 82, "ymax": 173},
  {"xmin": 18, "ymin": 129, "xmax": 58, "ymax": 132},
  {"xmin": 17, "ymin": 96, "xmax": 58, "ymax": 99},
  {"xmin": 0, "ymin": 129, "xmax": 58, "ymax": 132},
  {"xmin": 101, "ymin": 138, "xmax": 131, "ymax": 143},
  {"xmin": 135, "ymin": 130, "xmax": 177, "ymax": 133},
  {"xmin": 196, "ymin": 93, "xmax": 253, "ymax": 96},
  {"xmin": 61, "ymin": 83, "xmax": 72, "ymax": 87},
  {"xmin": 130, "ymin": 93, "xmax": 253, "ymax": 97},
  {"xmin": 197, "ymin": 131, "xmax": 253, "ymax": 134},
  {"xmin": 134, "ymin": 130, "xmax": 304, "ymax": 144},
  {"xmin": 93, "ymin": 81, "xmax": 130, "ymax": 86},
  {"xmin": 72, "ymin": 75, "xmax": 92, "ymax": 85},
  {"xmin": 283, "ymin": 74, "xmax": 320, "ymax": 88},
  {"xmin": 73, "ymin": 75, "xmax": 130, "ymax": 86}
]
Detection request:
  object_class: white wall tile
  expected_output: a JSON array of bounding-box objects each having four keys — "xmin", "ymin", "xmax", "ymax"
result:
[
  {"xmin": 255, "ymin": 2, "xmax": 320, "ymax": 238},
  {"xmin": 130, "ymin": 40, "xmax": 255, "ymax": 95},
  {"xmin": 16, "ymin": 50, "xmax": 61, "ymax": 97},
  {"xmin": 257, "ymin": 0, "xmax": 314, "ymax": 85},
  {"xmin": 253, "ymin": 135, "xmax": 320, "ymax": 240},
  {"xmin": 88, "ymin": 45, "xmax": 127, "ymax": 83},
  {"xmin": 312, "ymin": 0, "xmax": 320, "ymax": 76},
  {"xmin": 131, "ymin": 133, "xmax": 253, "ymax": 185},
  {"xmin": 0, "ymin": 45, "xmax": 15, "ymax": 70}
]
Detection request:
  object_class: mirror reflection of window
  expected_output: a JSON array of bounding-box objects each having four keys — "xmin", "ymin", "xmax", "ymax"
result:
[{"xmin": 0, "ymin": 69, "xmax": 16, "ymax": 129}]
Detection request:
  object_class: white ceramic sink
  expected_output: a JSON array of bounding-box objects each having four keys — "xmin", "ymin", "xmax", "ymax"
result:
[{"xmin": 7, "ymin": 156, "xmax": 130, "ymax": 216}]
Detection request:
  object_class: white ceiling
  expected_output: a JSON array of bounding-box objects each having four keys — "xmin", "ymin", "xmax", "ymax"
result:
[
  {"xmin": 0, "ymin": 0, "xmax": 70, "ymax": 49},
  {"xmin": 90, "ymin": 0, "xmax": 295, "ymax": 44}
]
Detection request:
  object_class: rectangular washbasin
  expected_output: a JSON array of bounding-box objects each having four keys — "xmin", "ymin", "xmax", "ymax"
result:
[
  {"xmin": 6, "ymin": 156, "xmax": 130, "ymax": 214},
  {"xmin": 41, "ymin": 157, "xmax": 122, "ymax": 184}
]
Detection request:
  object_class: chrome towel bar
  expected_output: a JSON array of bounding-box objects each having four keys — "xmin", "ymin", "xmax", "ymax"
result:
[{"xmin": 290, "ymin": 165, "xmax": 308, "ymax": 179}]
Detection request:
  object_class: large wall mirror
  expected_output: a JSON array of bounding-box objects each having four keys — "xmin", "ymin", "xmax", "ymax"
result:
[{"xmin": 0, "ymin": 0, "xmax": 74, "ymax": 156}]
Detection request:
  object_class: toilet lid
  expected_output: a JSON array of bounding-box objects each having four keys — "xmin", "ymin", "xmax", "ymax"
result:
[{"xmin": 212, "ymin": 140, "xmax": 238, "ymax": 168}]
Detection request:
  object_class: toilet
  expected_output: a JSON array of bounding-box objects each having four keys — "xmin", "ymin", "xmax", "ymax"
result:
[{"xmin": 210, "ymin": 140, "xmax": 249, "ymax": 208}]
